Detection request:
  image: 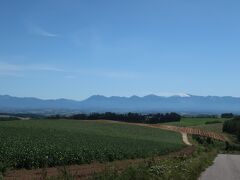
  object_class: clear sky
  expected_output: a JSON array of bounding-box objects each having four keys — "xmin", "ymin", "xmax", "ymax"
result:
[{"xmin": 1, "ymin": 0, "xmax": 240, "ymax": 100}]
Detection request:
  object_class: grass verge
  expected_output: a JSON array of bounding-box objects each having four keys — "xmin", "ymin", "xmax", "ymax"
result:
[
  {"xmin": 91, "ymin": 137, "xmax": 224, "ymax": 180},
  {"xmin": 91, "ymin": 148, "xmax": 217, "ymax": 180}
]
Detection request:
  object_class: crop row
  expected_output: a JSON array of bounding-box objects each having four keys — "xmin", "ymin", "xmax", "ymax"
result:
[{"xmin": 0, "ymin": 120, "xmax": 184, "ymax": 169}]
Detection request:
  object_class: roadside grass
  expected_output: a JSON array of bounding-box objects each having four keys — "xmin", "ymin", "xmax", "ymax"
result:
[
  {"xmin": 91, "ymin": 137, "xmax": 224, "ymax": 180},
  {"xmin": 46, "ymin": 167, "xmax": 76, "ymax": 180},
  {"xmin": 0, "ymin": 162, "xmax": 7, "ymax": 180}
]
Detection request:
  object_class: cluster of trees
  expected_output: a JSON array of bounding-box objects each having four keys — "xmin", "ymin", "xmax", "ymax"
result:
[
  {"xmin": 223, "ymin": 117, "xmax": 240, "ymax": 142},
  {"xmin": 182, "ymin": 114, "xmax": 219, "ymax": 118},
  {"xmin": 49, "ymin": 112, "xmax": 181, "ymax": 124},
  {"xmin": 205, "ymin": 120, "xmax": 222, "ymax": 125},
  {"xmin": 192, "ymin": 134, "xmax": 214, "ymax": 145},
  {"xmin": 221, "ymin": 113, "xmax": 234, "ymax": 118}
]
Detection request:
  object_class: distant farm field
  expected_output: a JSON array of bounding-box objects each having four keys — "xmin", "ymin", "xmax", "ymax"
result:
[
  {"xmin": 193, "ymin": 123, "xmax": 224, "ymax": 134},
  {"xmin": 164, "ymin": 117, "xmax": 229, "ymax": 135},
  {"xmin": 0, "ymin": 119, "xmax": 184, "ymax": 169},
  {"xmin": 164, "ymin": 117, "xmax": 226, "ymax": 127}
]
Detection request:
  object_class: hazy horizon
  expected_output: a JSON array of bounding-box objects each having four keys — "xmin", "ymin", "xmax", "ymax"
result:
[
  {"xmin": 2, "ymin": 93, "xmax": 240, "ymax": 101},
  {"xmin": 1, "ymin": 0, "xmax": 240, "ymax": 99}
]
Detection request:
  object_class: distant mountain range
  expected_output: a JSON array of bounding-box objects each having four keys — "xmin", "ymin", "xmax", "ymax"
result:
[{"xmin": 0, "ymin": 94, "xmax": 240, "ymax": 114}]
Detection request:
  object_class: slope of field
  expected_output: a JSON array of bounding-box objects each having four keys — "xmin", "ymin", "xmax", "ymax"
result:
[
  {"xmin": 194, "ymin": 123, "xmax": 223, "ymax": 134},
  {"xmin": 164, "ymin": 118, "xmax": 226, "ymax": 127},
  {"xmin": 164, "ymin": 117, "xmax": 230, "ymax": 141},
  {"xmin": 0, "ymin": 119, "xmax": 184, "ymax": 169}
]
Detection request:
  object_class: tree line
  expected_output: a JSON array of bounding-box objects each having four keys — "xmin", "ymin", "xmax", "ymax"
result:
[
  {"xmin": 223, "ymin": 117, "xmax": 240, "ymax": 142},
  {"xmin": 221, "ymin": 113, "xmax": 234, "ymax": 118},
  {"xmin": 48, "ymin": 112, "xmax": 181, "ymax": 124}
]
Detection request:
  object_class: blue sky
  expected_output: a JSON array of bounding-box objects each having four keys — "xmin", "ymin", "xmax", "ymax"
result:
[{"xmin": 0, "ymin": 0, "xmax": 240, "ymax": 100}]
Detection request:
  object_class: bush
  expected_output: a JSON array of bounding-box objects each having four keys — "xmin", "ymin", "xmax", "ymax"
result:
[
  {"xmin": 192, "ymin": 135, "xmax": 216, "ymax": 146},
  {"xmin": 205, "ymin": 120, "xmax": 222, "ymax": 125},
  {"xmin": 237, "ymin": 132, "xmax": 240, "ymax": 142},
  {"xmin": 223, "ymin": 118, "xmax": 240, "ymax": 143},
  {"xmin": 223, "ymin": 118, "xmax": 240, "ymax": 134},
  {"xmin": 225, "ymin": 142, "xmax": 240, "ymax": 151},
  {"xmin": 0, "ymin": 162, "xmax": 7, "ymax": 176}
]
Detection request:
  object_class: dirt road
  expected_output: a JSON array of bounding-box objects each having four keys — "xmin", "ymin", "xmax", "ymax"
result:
[
  {"xmin": 181, "ymin": 132, "xmax": 192, "ymax": 145},
  {"xmin": 199, "ymin": 154, "xmax": 240, "ymax": 180}
]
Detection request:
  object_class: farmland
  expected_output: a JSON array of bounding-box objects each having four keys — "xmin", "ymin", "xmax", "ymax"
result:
[
  {"xmin": 164, "ymin": 117, "xmax": 227, "ymax": 127},
  {"xmin": 193, "ymin": 123, "xmax": 224, "ymax": 134},
  {"xmin": 0, "ymin": 119, "xmax": 184, "ymax": 170},
  {"xmin": 164, "ymin": 117, "xmax": 231, "ymax": 140}
]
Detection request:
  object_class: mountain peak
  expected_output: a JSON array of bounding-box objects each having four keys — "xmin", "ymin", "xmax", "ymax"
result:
[
  {"xmin": 86, "ymin": 95, "xmax": 107, "ymax": 100},
  {"xmin": 129, "ymin": 95, "xmax": 140, "ymax": 99},
  {"xmin": 171, "ymin": 93, "xmax": 192, "ymax": 97},
  {"xmin": 143, "ymin": 94, "xmax": 159, "ymax": 98}
]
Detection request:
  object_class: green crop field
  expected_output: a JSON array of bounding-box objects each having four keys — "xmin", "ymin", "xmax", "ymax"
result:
[
  {"xmin": 164, "ymin": 117, "xmax": 226, "ymax": 127},
  {"xmin": 0, "ymin": 119, "xmax": 184, "ymax": 169}
]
